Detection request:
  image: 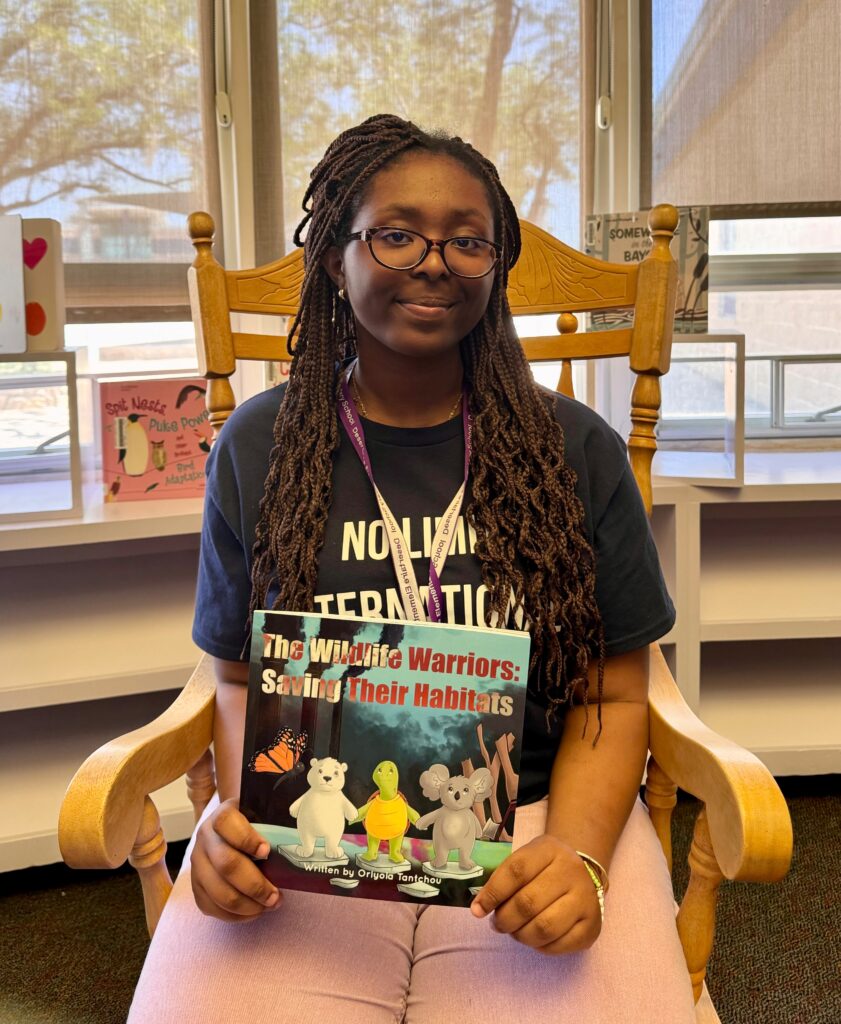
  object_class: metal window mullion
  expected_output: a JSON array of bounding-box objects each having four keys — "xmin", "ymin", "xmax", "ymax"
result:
[
  {"xmin": 768, "ymin": 357, "xmax": 785, "ymax": 429},
  {"xmin": 662, "ymin": 353, "xmax": 841, "ymax": 436},
  {"xmin": 710, "ymin": 252, "xmax": 841, "ymax": 290},
  {"xmin": 592, "ymin": 0, "xmax": 641, "ymax": 429},
  {"xmin": 0, "ymin": 375, "xmax": 68, "ymax": 390}
]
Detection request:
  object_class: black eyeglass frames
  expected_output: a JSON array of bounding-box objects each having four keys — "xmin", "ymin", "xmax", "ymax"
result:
[{"xmin": 344, "ymin": 226, "xmax": 500, "ymax": 279}]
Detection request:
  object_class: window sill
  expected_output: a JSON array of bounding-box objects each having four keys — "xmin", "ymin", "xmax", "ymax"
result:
[
  {"xmin": 0, "ymin": 482, "xmax": 203, "ymax": 553},
  {"xmin": 3, "ymin": 453, "xmax": 840, "ymax": 552},
  {"xmin": 653, "ymin": 449, "xmax": 841, "ymax": 503}
]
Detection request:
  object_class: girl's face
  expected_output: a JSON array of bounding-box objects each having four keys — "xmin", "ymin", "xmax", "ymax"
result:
[{"xmin": 326, "ymin": 152, "xmax": 497, "ymax": 361}]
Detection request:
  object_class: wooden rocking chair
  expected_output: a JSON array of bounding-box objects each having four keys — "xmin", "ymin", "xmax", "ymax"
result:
[{"xmin": 59, "ymin": 204, "xmax": 793, "ymax": 1022}]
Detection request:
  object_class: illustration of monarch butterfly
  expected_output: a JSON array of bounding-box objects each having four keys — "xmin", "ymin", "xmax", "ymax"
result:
[{"xmin": 248, "ymin": 727, "xmax": 308, "ymax": 777}]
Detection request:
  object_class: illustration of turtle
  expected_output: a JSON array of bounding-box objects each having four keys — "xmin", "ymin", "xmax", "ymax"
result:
[{"xmin": 353, "ymin": 760, "xmax": 420, "ymax": 863}]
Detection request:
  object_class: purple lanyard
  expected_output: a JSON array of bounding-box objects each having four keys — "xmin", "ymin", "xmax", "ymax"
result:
[{"xmin": 337, "ymin": 374, "xmax": 471, "ymax": 623}]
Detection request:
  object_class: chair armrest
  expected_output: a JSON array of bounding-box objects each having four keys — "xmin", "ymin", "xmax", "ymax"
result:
[
  {"xmin": 58, "ymin": 654, "xmax": 216, "ymax": 870},
  {"xmin": 647, "ymin": 643, "xmax": 793, "ymax": 883}
]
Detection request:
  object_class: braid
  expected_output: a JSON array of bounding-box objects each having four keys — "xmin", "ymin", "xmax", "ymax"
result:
[
  {"xmin": 461, "ymin": 291, "xmax": 605, "ymax": 727},
  {"xmin": 249, "ymin": 116, "xmax": 426, "ymax": 627},
  {"xmin": 249, "ymin": 113, "xmax": 604, "ymax": 724}
]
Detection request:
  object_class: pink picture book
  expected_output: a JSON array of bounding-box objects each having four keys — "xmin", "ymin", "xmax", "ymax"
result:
[{"xmin": 99, "ymin": 376, "xmax": 211, "ymax": 501}]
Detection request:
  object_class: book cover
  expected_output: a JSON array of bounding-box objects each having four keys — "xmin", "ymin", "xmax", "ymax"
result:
[
  {"xmin": 584, "ymin": 206, "xmax": 709, "ymax": 333},
  {"xmin": 240, "ymin": 610, "xmax": 532, "ymax": 907},
  {"xmin": 0, "ymin": 215, "xmax": 26, "ymax": 354},
  {"xmin": 22, "ymin": 218, "xmax": 66, "ymax": 353},
  {"xmin": 98, "ymin": 376, "xmax": 211, "ymax": 501}
]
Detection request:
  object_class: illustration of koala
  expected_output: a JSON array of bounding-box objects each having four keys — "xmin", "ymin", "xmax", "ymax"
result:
[
  {"xmin": 288, "ymin": 757, "xmax": 357, "ymax": 860},
  {"xmin": 415, "ymin": 764, "xmax": 494, "ymax": 870}
]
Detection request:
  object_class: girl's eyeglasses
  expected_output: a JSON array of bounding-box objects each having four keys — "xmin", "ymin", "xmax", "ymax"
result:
[{"xmin": 344, "ymin": 227, "xmax": 500, "ymax": 279}]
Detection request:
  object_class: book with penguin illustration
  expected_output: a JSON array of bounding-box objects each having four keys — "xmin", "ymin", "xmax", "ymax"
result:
[
  {"xmin": 240, "ymin": 610, "xmax": 531, "ymax": 906},
  {"xmin": 98, "ymin": 376, "xmax": 212, "ymax": 501}
]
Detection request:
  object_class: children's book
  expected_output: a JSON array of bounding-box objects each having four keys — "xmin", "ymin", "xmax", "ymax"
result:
[
  {"xmin": 22, "ymin": 218, "xmax": 66, "ymax": 353},
  {"xmin": 584, "ymin": 206, "xmax": 709, "ymax": 333},
  {"xmin": 240, "ymin": 610, "xmax": 531, "ymax": 907},
  {"xmin": 98, "ymin": 376, "xmax": 211, "ymax": 501},
  {"xmin": 0, "ymin": 215, "xmax": 26, "ymax": 354}
]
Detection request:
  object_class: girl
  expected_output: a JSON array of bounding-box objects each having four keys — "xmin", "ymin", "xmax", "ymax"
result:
[{"xmin": 128, "ymin": 115, "xmax": 696, "ymax": 1023}]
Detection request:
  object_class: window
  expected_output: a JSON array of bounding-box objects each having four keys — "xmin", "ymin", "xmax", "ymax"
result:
[
  {"xmin": 1, "ymin": 2, "xmax": 211, "ymax": 505},
  {"xmin": 708, "ymin": 219, "xmax": 841, "ymax": 435},
  {"xmin": 270, "ymin": 0, "xmax": 581, "ymax": 252},
  {"xmin": 643, "ymin": 0, "xmax": 841, "ymax": 439},
  {"xmin": 1, "ymin": 1, "xmax": 206, "ymax": 323},
  {"xmin": 663, "ymin": 218, "xmax": 841, "ymax": 437},
  {"xmin": 646, "ymin": 0, "xmax": 839, "ymax": 211}
]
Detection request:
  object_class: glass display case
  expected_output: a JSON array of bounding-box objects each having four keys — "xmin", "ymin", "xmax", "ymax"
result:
[
  {"xmin": 655, "ymin": 332, "xmax": 745, "ymax": 487},
  {"xmin": 0, "ymin": 351, "xmax": 83, "ymax": 521}
]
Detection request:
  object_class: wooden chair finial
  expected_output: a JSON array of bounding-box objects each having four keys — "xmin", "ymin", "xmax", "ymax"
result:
[
  {"xmin": 188, "ymin": 211, "xmax": 216, "ymax": 256},
  {"xmin": 556, "ymin": 312, "xmax": 579, "ymax": 335},
  {"xmin": 555, "ymin": 313, "xmax": 579, "ymax": 399},
  {"xmin": 647, "ymin": 204, "xmax": 680, "ymax": 263},
  {"xmin": 648, "ymin": 202, "xmax": 680, "ymax": 237}
]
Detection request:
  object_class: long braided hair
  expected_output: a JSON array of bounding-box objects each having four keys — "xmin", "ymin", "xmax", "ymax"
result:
[{"xmin": 249, "ymin": 114, "xmax": 604, "ymax": 724}]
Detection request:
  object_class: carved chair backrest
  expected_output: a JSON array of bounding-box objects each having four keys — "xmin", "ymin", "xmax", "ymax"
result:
[{"xmin": 187, "ymin": 206, "xmax": 679, "ymax": 514}]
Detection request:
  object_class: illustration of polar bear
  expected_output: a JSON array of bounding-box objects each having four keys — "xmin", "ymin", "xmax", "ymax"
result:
[{"xmin": 289, "ymin": 757, "xmax": 357, "ymax": 859}]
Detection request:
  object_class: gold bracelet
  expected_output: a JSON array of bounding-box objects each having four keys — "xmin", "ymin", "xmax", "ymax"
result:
[{"xmin": 576, "ymin": 850, "xmax": 609, "ymax": 923}]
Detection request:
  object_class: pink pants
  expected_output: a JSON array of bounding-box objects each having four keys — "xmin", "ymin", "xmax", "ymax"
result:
[{"xmin": 128, "ymin": 797, "xmax": 696, "ymax": 1023}]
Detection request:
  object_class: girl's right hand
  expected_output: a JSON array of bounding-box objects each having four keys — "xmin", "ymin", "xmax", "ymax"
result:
[{"xmin": 190, "ymin": 797, "xmax": 282, "ymax": 922}]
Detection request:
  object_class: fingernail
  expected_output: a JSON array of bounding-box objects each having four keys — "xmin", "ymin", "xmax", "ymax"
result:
[
  {"xmin": 255, "ymin": 842, "xmax": 270, "ymax": 860},
  {"xmin": 470, "ymin": 900, "xmax": 487, "ymax": 919},
  {"xmin": 265, "ymin": 890, "xmax": 279, "ymax": 907}
]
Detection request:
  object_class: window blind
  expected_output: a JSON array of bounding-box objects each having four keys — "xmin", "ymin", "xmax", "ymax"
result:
[{"xmin": 642, "ymin": 0, "xmax": 841, "ymax": 215}]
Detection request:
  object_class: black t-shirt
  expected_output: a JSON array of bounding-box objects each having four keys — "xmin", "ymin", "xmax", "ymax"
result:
[{"xmin": 192, "ymin": 382, "xmax": 675, "ymax": 804}]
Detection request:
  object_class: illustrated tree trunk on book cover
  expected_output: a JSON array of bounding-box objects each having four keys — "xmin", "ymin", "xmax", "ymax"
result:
[
  {"xmin": 462, "ymin": 723, "xmax": 519, "ymax": 843},
  {"xmin": 324, "ymin": 621, "xmax": 405, "ymax": 762}
]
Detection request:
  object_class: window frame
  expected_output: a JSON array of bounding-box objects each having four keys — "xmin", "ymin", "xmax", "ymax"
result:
[{"xmin": 593, "ymin": 0, "xmax": 841, "ymax": 442}]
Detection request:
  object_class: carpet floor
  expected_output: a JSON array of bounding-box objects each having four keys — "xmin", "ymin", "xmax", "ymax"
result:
[{"xmin": 1, "ymin": 777, "xmax": 838, "ymax": 1024}]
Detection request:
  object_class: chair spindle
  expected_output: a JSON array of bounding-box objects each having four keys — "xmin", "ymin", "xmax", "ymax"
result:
[
  {"xmin": 186, "ymin": 748, "xmax": 217, "ymax": 823},
  {"xmin": 188, "ymin": 211, "xmax": 238, "ymax": 438},
  {"xmin": 645, "ymin": 754, "xmax": 678, "ymax": 873},
  {"xmin": 676, "ymin": 805, "xmax": 726, "ymax": 1004},
  {"xmin": 128, "ymin": 796, "xmax": 174, "ymax": 938},
  {"xmin": 555, "ymin": 312, "xmax": 578, "ymax": 399},
  {"xmin": 629, "ymin": 372, "xmax": 661, "ymax": 516}
]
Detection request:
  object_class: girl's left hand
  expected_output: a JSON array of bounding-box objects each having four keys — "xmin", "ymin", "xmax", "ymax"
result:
[{"xmin": 470, "ymin": 834, "xmax": 602, "ymax": 955}]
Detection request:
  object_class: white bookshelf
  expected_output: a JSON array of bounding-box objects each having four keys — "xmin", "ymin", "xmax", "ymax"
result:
[
  {"xmin": 698, "ymin": 638, "xmax": 841, "ymax": 776},
  {"xmin": 699, "ymin": 503, "xmax": 841, "ymax": 631},
  {"xmin": 652, "ymin": 452, "xmax": 841, "ymax": 776},
  {"xmin": 2, "ymin": 534, "xmax": 202, "ymax": 711},
  {"xmin": 0, "ymin": 513, "xmax": 203, "ymax": 872},
  {"xmin": 0, "ymin": 690, "xmax": 196, "ymax": 872}
]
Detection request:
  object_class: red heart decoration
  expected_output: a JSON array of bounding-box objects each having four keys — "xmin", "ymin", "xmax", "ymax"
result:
[
  {"xmin": 23, "ymin": 237, "xmax": 48, "ymax": 269},
  {"xmin": 26, "ymin": 302, "xmax": 46, "ymax": 336}
]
